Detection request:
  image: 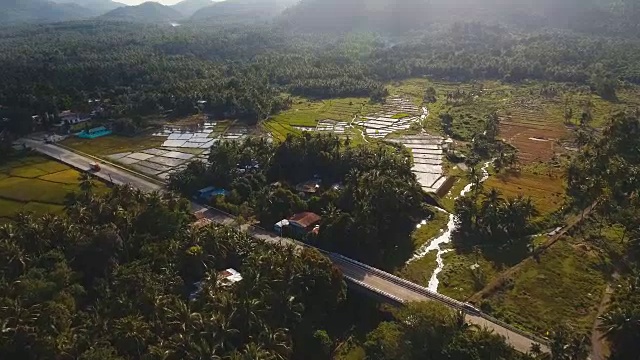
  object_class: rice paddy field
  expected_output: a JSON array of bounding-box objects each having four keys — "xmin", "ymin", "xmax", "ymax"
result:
[
  {"xmin": 264, "ymin": 97, "xmax": 382, "ymax": 140},
  {"xmin": 61, "ymin": 134, "xmax": 164, "ymax": 156},
  {"xmin": 485, "ymin": 167, "xmax": 566, "ymax": 216},
  {"xmin": 0, "ymin": 154, "xmax": 106, "ymax": 222}
]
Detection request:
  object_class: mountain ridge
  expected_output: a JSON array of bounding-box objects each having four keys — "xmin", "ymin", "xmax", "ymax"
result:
[
  {"xmin": 0, "ymin": 0, "xmax": 95, "ymax": 24},
  {"xmin": 191, "ymin": 0, "xmax": 298, "ymax": 24},
  {"xmin": 99, "ymin": 1, "xmax": 184, "ymax": 23},
  {"xmin": 171, "ymin": 0, "xmax": 214, "ymax": 17},
  {"xmin": 51, "ymin": 0, "xmax": 124, "ymax": 14}
]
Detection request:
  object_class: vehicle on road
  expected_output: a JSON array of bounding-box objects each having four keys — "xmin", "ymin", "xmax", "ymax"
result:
[
  {"xmin": 463, "ymin": 303, "xmax": 481, "ymax": 314},
  {"xmin": 89, "ymin": 162, "xmax": 101, "ymax": 172}
]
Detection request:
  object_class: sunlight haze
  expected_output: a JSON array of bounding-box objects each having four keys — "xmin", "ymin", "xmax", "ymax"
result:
[{"xmin": 117, "ymin": 0, "xmax": 218, "ymax": 5}]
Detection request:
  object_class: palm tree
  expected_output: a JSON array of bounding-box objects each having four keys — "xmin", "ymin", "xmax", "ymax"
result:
[
  {"xmin": 227, "ymin": 343, "xmax": 279, "ymax": 360},
  {"xmin": 506, "ymin": 151, "xmax": 519, "ymax": 171},
  {"xmin": 481, "ymin": 189, "xmax": 503, "ymax": 236},
  {"xmin": 451, "ymin": 310, "xmax": 479, "ymax": 332},
  {"xmin": 598, "ymin": 308, "xmax": 640, "ymax": 347},
  {"xmin": 79, "ymin": 172, "xmax": 95, "ymax": 196},
  {"xmin": 467, "ymin": 166, "xmax": 483, "ymax": 198},
  {"xmin": 566, "ymin": 333, "xmax": 590, "ymax": 360},
  {"xmin": 258, "ymin": 326, "xmax": 291, "ymax": 359},
  {"xmin": 529, "ymin": 343, "xmax": 546, "ymax": 358}
]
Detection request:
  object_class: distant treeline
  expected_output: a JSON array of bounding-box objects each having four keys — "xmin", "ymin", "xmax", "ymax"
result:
[{"xmin": 0, "ymin": 20, "xmax": 639, "ymax": 133}]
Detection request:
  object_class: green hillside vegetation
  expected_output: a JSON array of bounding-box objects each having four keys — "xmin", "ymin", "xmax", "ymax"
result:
[
  {"xmin": 191, "ymin": 0, "xmax": 298, "ymax": 23},
  {"xmin": 2, "ymin": 182, "xmax": 576, "ymax": 359},
  {"xmin": 2, "ymin": 0, "xmax": 640, "ymax": 357},
  {"xmin": 51, "ymin": 0, "xmax": 124, "ymax": 14},
  {"xmin": 0, "ymin": 0, "xmax": 94, "ymax": 24},
  {"xmin": 171, "ymin": 0, "xmax": 213, "ymax": 17}
]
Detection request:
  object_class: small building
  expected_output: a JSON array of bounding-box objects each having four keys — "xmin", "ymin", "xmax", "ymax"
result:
[
  {"xmin": 189, "ymin": 268, "xmax": 243, "ymax": 301},
  {"xmin": 288, "ymin": 212, "xmax": 322, "ymax": 235},
  {"xmin": 218, "ymin": 268, "xmax": 242, "ymax": 287},
  {"xmin": 295, "ymin": 179, "xmax": 322, "ymax": 195},
  {"xmin": 274, "ymin": 219, "xmax": 289, "ymax": 233},
  {"xmin": 76, "ymin": 126, "xmax": 112, "ymax": 139},
  {"xmin": 59, "ymin": 110, "xmax": 91, "ymax": 125}
]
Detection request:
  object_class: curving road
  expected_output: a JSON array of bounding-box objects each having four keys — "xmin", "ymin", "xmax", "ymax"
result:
[{"xmin": 24, "ymin": 139, "xmax": 548, "ymax": 354}]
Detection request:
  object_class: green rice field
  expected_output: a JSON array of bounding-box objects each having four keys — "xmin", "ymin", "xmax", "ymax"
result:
[{"xmin": 0, "ymin": 154, "xmax": 106, "ymax": 222}]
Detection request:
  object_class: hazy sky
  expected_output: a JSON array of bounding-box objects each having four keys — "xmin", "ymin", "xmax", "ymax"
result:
[
  {"xmin": 116, "ymin": 0, "xmax": 220, "ymax": 5},
  {"xmin": 117, "ymin": 0, "xmax": 182, "ymax": 4}
]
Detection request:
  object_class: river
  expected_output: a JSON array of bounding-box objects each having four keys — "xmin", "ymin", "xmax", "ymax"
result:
[{"xmin": 408, "ymin": 161, "xmax": 491, "ymax": 292}]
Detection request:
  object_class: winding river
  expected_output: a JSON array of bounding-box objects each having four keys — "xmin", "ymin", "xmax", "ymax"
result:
[{"xmin": 408, "ymin": 161, "xmax": 491, "ymax": 292}]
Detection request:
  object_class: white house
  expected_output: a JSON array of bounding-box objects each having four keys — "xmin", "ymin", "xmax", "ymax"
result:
[{"xmin": 59, "ymin": 111, "xmax": 91, "ymax": 125}]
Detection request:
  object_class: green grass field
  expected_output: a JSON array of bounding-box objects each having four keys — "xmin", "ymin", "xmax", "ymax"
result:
[
  {"xmin": 0, "ymin": 155, "xmax": 106, "ymax": 222},
  {"xmin": 483, "ymin": 238, "xmax": 608, "ymax": 335},
  {"xmin": 398, "ymin": 251, "xmax": 439, "ymax": 287},
  {"xmin": 439, "ymin": 176, "xmax": 470, "ymax": 212},
  {"xmin": 438, "ymin": 250, "xmax": 502, "ymax": 300},
  {"xmin": 412, "ymin": 209, "xmax": 450, "ymax": 249}
]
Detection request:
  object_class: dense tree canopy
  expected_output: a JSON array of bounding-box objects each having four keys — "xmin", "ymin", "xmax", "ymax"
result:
[
  {"xmin": 1, "ymin": 20, "xmax": 640, "ymax": 133},
  {"xmin": 566, "ymin": 111, "xmax": 640, "ymax": 359},
  {"xmin": 0, "ymin": 184, "xmax": 346, "ymax": 359},
  {"xmin": 170, "ymin": 133, "xmax": 428, "ymax": 268},
  {"xmin": 363, "ymin": 302, "xmax": 534, "ymax": 360}
]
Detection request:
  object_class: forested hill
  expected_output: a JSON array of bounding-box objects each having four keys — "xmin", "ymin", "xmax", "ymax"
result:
[
  {"xmin": 191, "ymin": 0, "xmax": 298, "ymax": 24},
  {"xmin": 0, "ymin": 0, "xmax": 95, "ymax": 25},
  {"xmin": 50, "ymin": 0, "xmax": 124, "ymax": 14},
  {"xmin": 171, "ymin": 0, "xmax": 214, "ymax": 17},
  {"xmin": 279, "ymin": 0, "xmax": 638, "ymax": 36},
  {"xmin": 99, "ymin": 1, "xmax": 183, "ymax": 23}
]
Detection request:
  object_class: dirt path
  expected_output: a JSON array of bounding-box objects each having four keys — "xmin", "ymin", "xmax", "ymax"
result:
[
  {"xmin": 468, "ymin": 201, "xmax": 598, "ymax": 303},
  {"xmin": 590, "ymin": 283, "xmax": 614, "ymax": 360}
]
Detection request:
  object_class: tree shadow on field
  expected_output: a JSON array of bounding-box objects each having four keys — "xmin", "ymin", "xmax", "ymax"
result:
[{"xmin": 451, "ymin": 229, "xmax": 531, "ymax": 268}]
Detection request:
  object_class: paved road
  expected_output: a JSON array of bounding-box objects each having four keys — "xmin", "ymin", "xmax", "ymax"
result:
[
  {"xmin": 25, "ymin": 139, "xmax": 547, "ymax": 354},
  {"xmin": 23, "ymin": 139, "xmax": 162, "ymax": 192}
]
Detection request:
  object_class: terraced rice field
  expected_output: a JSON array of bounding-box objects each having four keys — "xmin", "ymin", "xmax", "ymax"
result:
[
  {"xmin": 388, "ymin": 134, "xmax": 446, "ymax": 194},
  {"xmin": 265, "ymin": 97, "xmax": 382, "ymax": 139},
  {"xmin": 500, "ymin": 107, "xmax": 569, "ymax": 164}
]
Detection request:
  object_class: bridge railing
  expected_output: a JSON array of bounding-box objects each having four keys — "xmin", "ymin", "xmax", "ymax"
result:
[
  {"xmin": 479, "ymin": 313, "xmax": 549, "ymax": 346},
  {"xmin": 330, "ymin": 253, "xmax": 550, "ymax": 347},
  {"xmin": 343, "ymin": 275, "xmax": 405, "ymax": 305},
  {"xmin": 329, "ymin": 253, "xmax": 465, "ymax": 309}
]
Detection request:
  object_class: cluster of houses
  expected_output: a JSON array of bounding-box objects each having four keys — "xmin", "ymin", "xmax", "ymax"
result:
[
  {"xmin": 195, "ymin": 177, "xmax": 328, "ymax": 239},
  {"xmin": 24, "ymin": 98, "xmax": 109, "ymax": 133}
]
